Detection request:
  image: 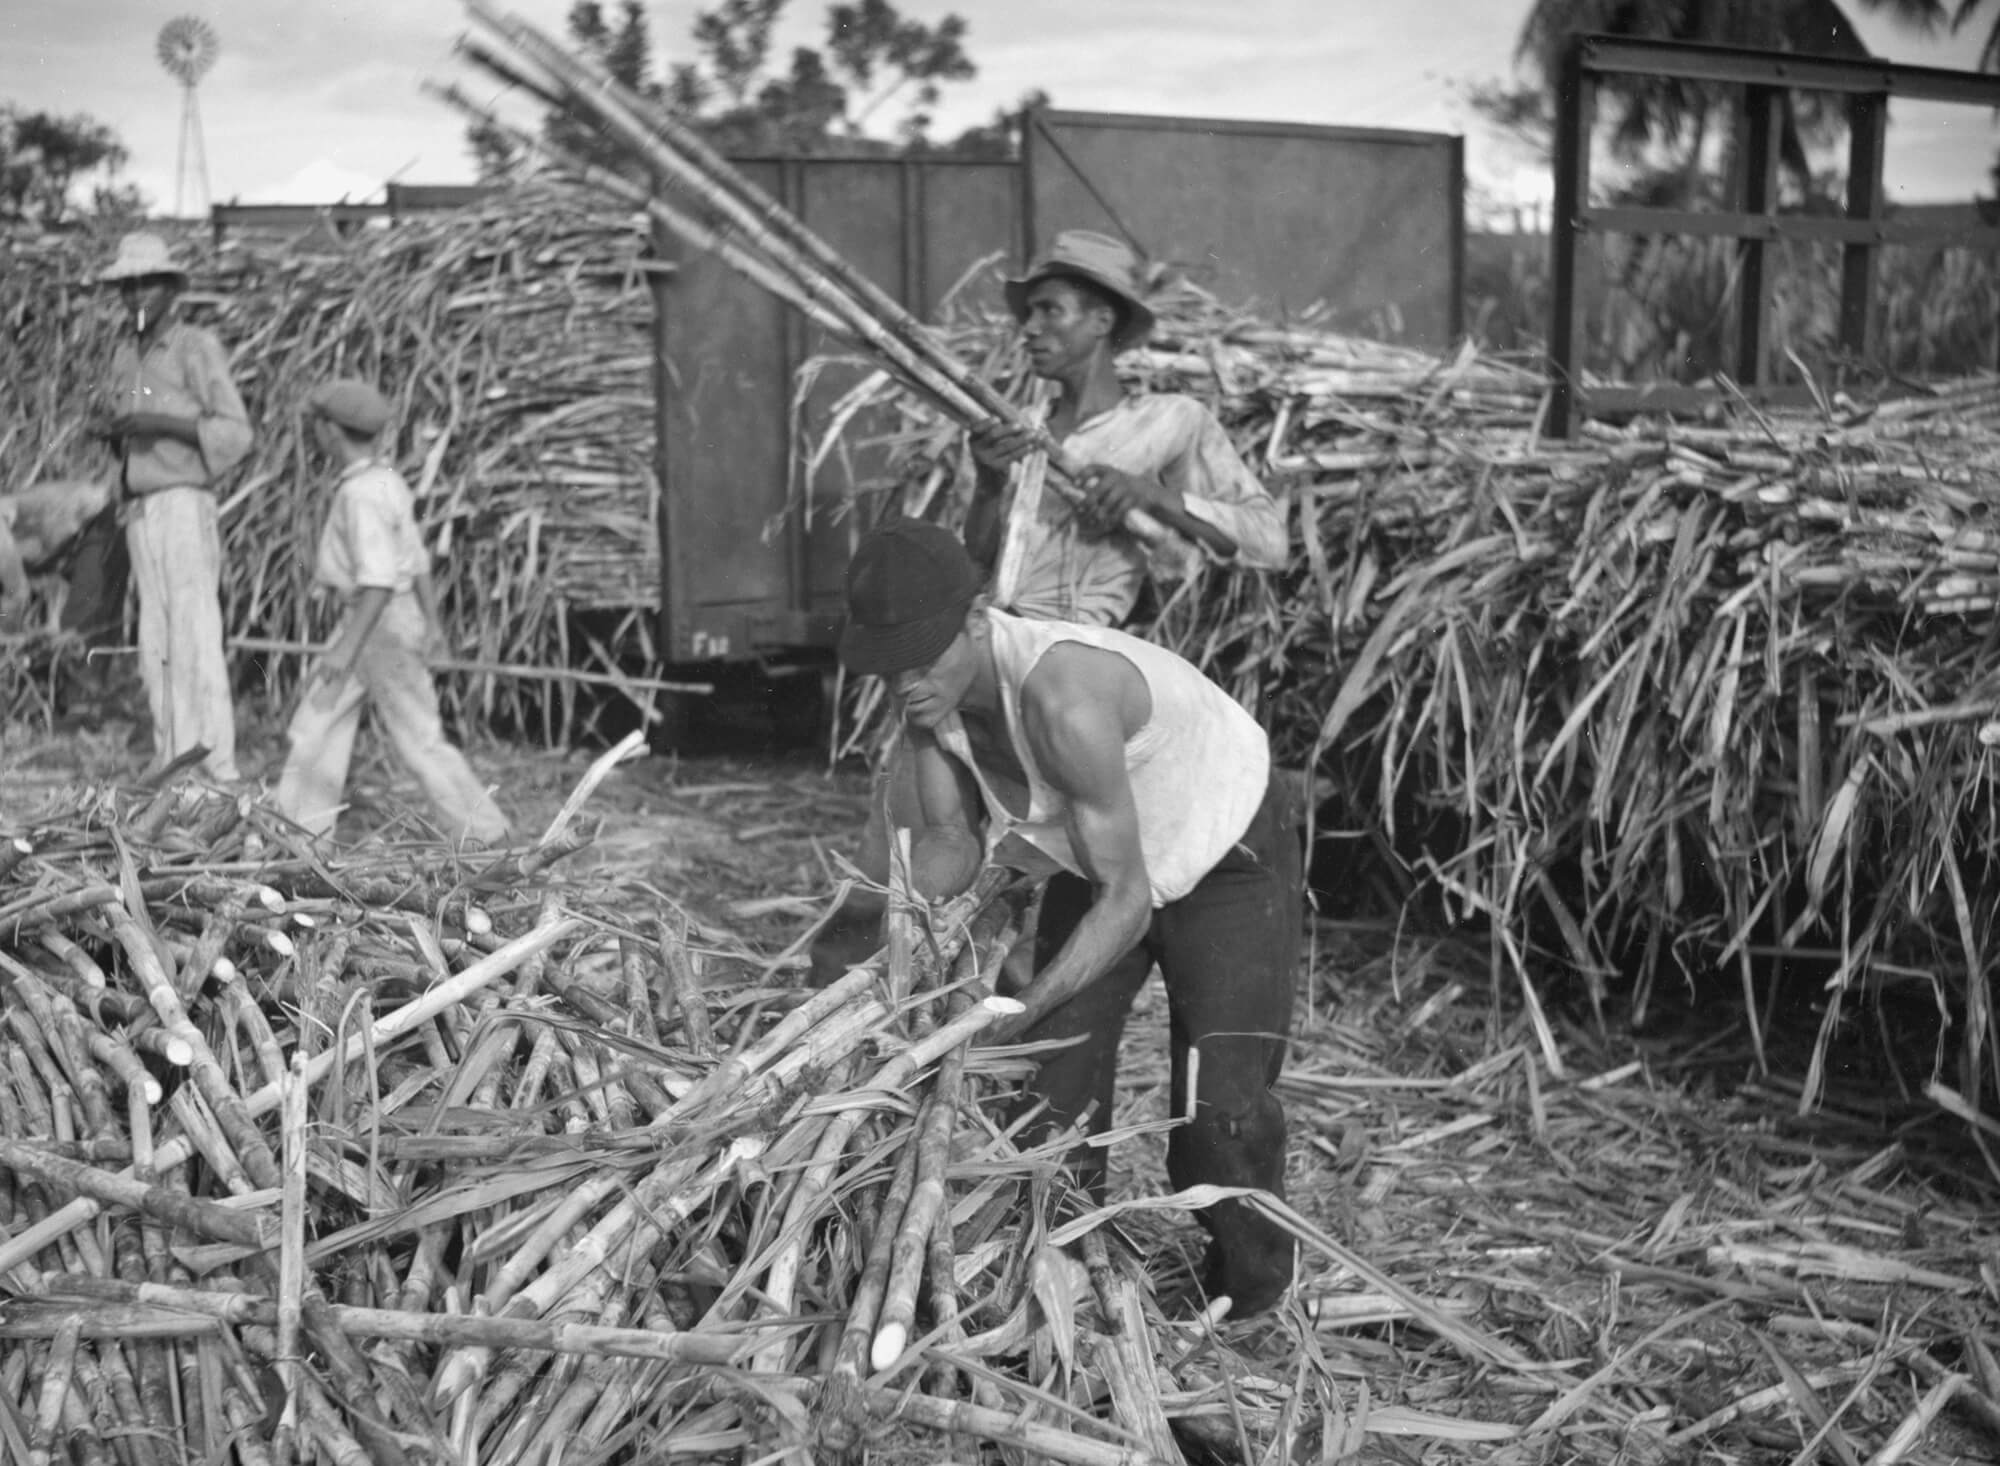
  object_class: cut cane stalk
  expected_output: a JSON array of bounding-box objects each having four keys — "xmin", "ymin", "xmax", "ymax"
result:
[
  {"xmin": 0, "ymin": 917, "xmax": 579, "ymax": 1277},
  {"xmin": 820, "ymin": 1131, "xmax": 921, "ymax": 1450},
  {"xmin": 430, "ymin": 1136, "xmax": 763, "ymax": 1404},
  {"xmin": 654, "ymin": 910, "xmax": 713, "ymax": 1056},
  {"xmin": 0, "ymin": 834, "xmax": 33, "ymax": 882},
  {"xmin": 753, "ymin": 995, "xmax": 1023, "ymax": 1373},
  {"xmin": 26, "ymin": 1312, "xmax": 81, "ymax": 1466},
  {"xmin": 871, "ymin": 1081, "xmax": 963, "ymax": 1370}
]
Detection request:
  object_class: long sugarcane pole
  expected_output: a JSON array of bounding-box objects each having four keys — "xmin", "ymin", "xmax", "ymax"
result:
[
  {"xmin": 30, "ymin": 1277, "xmax": 750, "ymax": 1365},
  {"xmin": 458, "ymin": 2, "xmax": 1172, "ymax": 545},
  {"xmin": 429, "ymin": 79, "xmax": 856, "ymax": 343},
  {"xmin": 460, "ymin": 21, "xmax": 1009, "ymax": 425},
  {"xmin": 473, "ymin": 3, "xmax": 1061, "ymax": 453}
]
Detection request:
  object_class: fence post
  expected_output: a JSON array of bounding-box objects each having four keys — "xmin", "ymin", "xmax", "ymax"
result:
[
  {"xmin": 1839, "ymin": 93, "xmax": 1887, "ymax": 369},
  {"xmin": 1547, "ymin": 37, "xmax": 1595, "ymax": 439},
  {"xmin": 1737, "ymin": 85, "xmax": 1782, "ymax": 392}
]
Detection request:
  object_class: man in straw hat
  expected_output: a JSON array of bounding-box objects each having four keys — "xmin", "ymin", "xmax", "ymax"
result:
[
  {"xmin": 95, "ymin": 230, "xmax": 254, "ymax": 781},
  {"xmin": 809, "ymin": 229, "xmax": 1288, "ymax": 984},
  {"xmin": 272, "ymin": 377, "xmax": 507, "ymax": 846},
  {"xmin": 966, "ymin": 227, "xmax": 1287, "ymax": 625},
  {"xmin": 839, "ymin": 518, "xmax": 1303, "ymax": 1319}
]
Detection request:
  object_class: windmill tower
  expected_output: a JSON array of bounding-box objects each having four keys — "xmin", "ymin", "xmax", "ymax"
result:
[{"xmin": 157, "ymin": 15, "xmax": 219, "ymax": 218}]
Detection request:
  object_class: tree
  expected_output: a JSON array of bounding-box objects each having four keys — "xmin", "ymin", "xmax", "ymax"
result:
[
  {"xmin": 0, "ymin": 107, "xmax": 132, "ymax": 226},
  {"xmin": 1475, "ymin": 1, "xmax": 1877, "ymax": 208},
  {"xmin": 470, "ymin": 0, "xmax": 991, "ymax": 174},
  {"xmin": 1846, "ymin": 1, "xmax": 2000, "ymax": 196},
  {"xmin": 1852, "ymin": 0, "xmax": 2000, "ymax": 67},
  {"xmin": 941, "ymin": 88, "xmax": 1050, "ymax": 161},
  {"xmin": 552, "ymin": 0, "xmax": 661, "ymax": 172},
  {"xmin": 1477, "ymin": 1, "xmax": 2000, "ymax": 207},
  {"xmin": 679, "ymin": 0, "xmax": 978, "ymax": 153}
]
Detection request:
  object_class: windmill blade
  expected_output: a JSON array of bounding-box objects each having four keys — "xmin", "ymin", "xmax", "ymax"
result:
[{"xmin": 157, "ymin": 15, "xmax": 219, "ymax": 86}]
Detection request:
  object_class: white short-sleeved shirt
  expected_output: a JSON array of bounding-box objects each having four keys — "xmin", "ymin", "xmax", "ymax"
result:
[{"xmin": 313, "ymin": 459, "xmax": 429, "ymax": 595}]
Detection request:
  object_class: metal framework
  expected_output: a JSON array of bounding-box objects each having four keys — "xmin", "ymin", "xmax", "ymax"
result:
[{"xmin": 1547, "ymin": 34, "xmax": 2000, "ymax": 437}]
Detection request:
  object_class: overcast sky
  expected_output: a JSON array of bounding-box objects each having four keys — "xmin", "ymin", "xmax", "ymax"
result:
[{"xmin": 4, "ymin": 0, "xmax": 1997, "ymax": 218}]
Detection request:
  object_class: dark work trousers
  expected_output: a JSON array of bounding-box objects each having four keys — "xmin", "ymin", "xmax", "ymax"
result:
[
  {"xmin": 58, "ymin": 501, "xmax": 131, "ymax": 647},
  {"xmin": 1020, "ymin": 772, "xmax": 1303, "ymax": 1313}
]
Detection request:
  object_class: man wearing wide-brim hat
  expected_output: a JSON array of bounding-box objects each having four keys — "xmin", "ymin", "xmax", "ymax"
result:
[
  {"xmin": 965, "ymin": 228, "xmax": 1287, "ymax": 627},
  {"xmin": 95, "ymin": 230, "xmax": 255, "ymax": 782},
  {"xmin": 808, "ymin": 231, "xmax": 1291, "ymax": 987}
]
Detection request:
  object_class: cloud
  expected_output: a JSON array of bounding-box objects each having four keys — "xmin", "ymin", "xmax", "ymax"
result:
[
  {"xmin": 5, "ymin": 0, "xmax": 1997, "ymax": 219},
  {"xmin": 241, "ymin": 158, "xmax": 388, "ymax": 206}
]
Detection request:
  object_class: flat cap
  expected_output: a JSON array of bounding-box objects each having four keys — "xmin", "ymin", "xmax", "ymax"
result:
[{"xmin": 308, "ymin": 378, "xmax": 392, "ymax": 436}]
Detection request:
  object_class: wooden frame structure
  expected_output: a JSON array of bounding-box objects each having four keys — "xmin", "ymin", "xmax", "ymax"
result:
[{"xmin": 1547, "ymin": 33, "xmax": 2000, "ymax": 437}]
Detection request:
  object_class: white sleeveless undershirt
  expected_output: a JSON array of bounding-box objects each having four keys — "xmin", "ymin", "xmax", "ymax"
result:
[{"xmin": 935, "ymin": 610, "xmax": 1270, "ymax": 905}]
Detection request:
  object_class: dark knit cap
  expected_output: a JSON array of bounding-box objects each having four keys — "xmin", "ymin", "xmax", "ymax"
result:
[{"xmin": 838, "ymin": 519, "xmax": 981, "ymax": 676}]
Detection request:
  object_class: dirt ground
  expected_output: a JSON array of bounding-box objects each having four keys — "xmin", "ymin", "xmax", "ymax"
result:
[{"xmin": 5, "ymin": 696, "xmax": 1999, "ymax": 1463}]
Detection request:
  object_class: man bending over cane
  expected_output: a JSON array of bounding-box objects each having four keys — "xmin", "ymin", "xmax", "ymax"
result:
[{"xmin": 838, "ymin": 518, "xmax": 1303, "ymax": 1318}]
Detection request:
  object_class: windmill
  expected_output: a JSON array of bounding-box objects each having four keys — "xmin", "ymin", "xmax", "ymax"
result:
[{"xmin": 157, "ymin": 15, "xmax": 219, "ymax": 218}]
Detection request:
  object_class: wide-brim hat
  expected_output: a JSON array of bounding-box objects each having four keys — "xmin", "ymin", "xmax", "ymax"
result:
[
  {"xmin": 1003, "ymin": 228, "xmax": 1156, "ymax": 353},
  {"xmin": 98, "ymin": 232, "xmax": 188, "ymax": 285},
  {"xmin": 308, "ymin": 378, "xmax": 393, "ymax": 436},
  {"xmin": 838, "ymin": 519, "xmax": 981, "ymax": 676}
]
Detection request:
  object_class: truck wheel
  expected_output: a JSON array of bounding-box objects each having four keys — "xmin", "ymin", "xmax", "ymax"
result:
[
  {"xmin": 647, "ymin": 690, "xmax": 699, "ymax": 752},
  {"xmin": 765, "ymin": 666, "xmax": 832, "ymax": 750}
]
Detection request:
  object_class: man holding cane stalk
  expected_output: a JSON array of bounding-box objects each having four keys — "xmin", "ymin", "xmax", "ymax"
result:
[{"xmin": 811, "ymin": 229, "xmax": 1287, "ymax": 981}]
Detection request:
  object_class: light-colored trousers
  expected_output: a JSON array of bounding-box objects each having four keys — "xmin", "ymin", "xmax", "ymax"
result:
[
  {"xmin": 126, "ymin": 487, "xmax": 237, "ymax": 781},
  {"xmin": 274, "ymin": 592, "xmax": 508, "ymax": 845}
]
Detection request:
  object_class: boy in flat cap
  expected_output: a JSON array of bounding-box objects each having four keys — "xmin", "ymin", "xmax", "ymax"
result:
[
  {"xmin": 96, "ymin": 231, "xmax": 255, "ymax": 779},
  {"xmin": 272, "ymin": 378, "xmax": 508, "ymax": 846}
]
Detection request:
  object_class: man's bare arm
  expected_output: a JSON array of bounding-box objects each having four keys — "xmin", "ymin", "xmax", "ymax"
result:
[
  {"xmin": 904, "ymin": 726, "xmax": 986, "ymax": 901},
  {"xmin": 996, "ymin": 647, "xmax": 1153, "ymax": 1034}
]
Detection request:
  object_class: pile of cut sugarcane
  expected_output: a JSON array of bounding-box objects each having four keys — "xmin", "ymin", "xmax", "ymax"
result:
[
  {"xmin": 424, "ymin": 0, "xmax": 2000, "ymax": 1110},
  {"xmin": 3, "ymin": 757, "xmax": 1279, "ymax": 1465},
  {"xmin": 813, "ymin": 277, "xmax": 2000, "ymax": 1112},
  {"xmin": 0, "ymin": 195, "xmax": 669, "ymax": 742}
]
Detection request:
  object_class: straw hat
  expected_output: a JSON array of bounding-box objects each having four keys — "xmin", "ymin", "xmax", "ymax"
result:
[
  {"xmin": 1003, "ymin": 229, "xmax": 1156, "ymax": 352},
  {"xmin": 98, "ymin": 232, "xmax": 188, "ymax": 285}
]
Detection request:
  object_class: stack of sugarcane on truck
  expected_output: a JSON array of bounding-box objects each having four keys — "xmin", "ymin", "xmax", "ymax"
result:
[{"xmin": 5, "ymin": 219, "xmax": 1311, "ymax": 1319}]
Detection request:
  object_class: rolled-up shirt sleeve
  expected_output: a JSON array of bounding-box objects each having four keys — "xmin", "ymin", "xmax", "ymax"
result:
[
  {"xmin": 1159, "ymin": 408, "xmax": 1289, "ymax": 571},
  {"xmin": 185, "ymin": 331, "xmax": 253, "ymax": 477}
]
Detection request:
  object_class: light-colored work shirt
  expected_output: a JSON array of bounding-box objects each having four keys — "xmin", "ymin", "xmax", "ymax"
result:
[
  {"xmin": 313, "ymin": 459, "xmax": 430, "ymax": 596},
  {"xmin": 1008, "ymin": 393, "xmax": 1288, "ymax": 626},
  {"xmin": 105, "ymin": 321, "xmax": 253, "ymax": 494}
]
